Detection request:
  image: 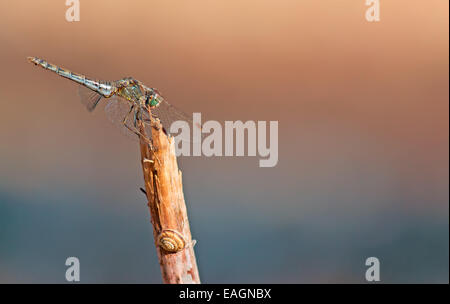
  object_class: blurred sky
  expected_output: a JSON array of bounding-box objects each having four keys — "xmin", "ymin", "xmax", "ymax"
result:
[{"xmin": 0, "ymin": 0, "xmax": 448, "ymax": 283}]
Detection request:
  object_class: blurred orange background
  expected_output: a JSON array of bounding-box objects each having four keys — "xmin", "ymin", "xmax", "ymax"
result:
[{"xmin": 0, "ymin": 0, "xmax": 448, "ymax": 283}]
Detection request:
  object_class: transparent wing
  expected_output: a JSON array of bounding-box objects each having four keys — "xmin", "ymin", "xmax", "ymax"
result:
[
  {"xmin": 104, "ymin": 96, "xmax": 203, "ymax": 144},
  {"xmin": 78, "ymin": 85, "xmax": 103, "ymax": 112},
  {"xmin": 148, "ymin": 100, "xmax": 204, "ymax": 143},
  {"xmin": 104, "ymin": 96, "xmax": 144, "ymax": 142}
]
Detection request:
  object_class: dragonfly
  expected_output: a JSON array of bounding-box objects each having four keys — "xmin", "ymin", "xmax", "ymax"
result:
[{"xmin": 27, "ymin": 56, "xmax": 201, "ymax": 144}]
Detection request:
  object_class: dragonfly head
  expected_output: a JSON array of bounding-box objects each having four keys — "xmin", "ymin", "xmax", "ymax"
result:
[{"xmin": 146, "ymin": 88, "xmax": 164, "ymax": 108}]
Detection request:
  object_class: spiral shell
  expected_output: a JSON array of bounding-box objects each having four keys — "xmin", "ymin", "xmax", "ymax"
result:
[{"xmin": 158, "ymin": 229, "xmax": 186, "ymax": 253}]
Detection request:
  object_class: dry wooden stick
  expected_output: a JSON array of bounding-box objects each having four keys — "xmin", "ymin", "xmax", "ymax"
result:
[{"xmin": 138, "ymin": 112, "xmax": 200, "ymax": 284}]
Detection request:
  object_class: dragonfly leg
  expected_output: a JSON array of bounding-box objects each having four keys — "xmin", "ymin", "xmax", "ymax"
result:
[
  {"xmin": 133, "ymin": 110, "xmax": 162, "ymax": 163},
  {"xmin": 130, "ymin": 108, "xmax": 152, "ymax": 145},
  {"xmin": 120, "ymin": 105, "xmax": 161, "ymax": 164},
  {"xmin": 122, "ymin": 105, "xmax": 152, "ymax": 145},
  {"xmin": 122, "ymin": 107, "xmax": 160, "ymax": 164},
  {"xmin": 122, "ymin": 105, "xmax": 141, "ymax": 137}
]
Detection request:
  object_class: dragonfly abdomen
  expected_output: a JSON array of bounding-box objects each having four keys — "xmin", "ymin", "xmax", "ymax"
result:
[{"xmin": 27, "ymin": 56, "xmax": 115, "ymax": 98}]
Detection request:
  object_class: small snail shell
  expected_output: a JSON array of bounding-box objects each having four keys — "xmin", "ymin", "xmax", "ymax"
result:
[{"xmin": 158, "ymin": 229, "xmax": 186, "ymax": 253}]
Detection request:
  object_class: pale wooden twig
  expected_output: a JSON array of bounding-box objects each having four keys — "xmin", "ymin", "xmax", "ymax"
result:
[{"xmin": 138, "ymin": 109, "xmax": 200, "ymax": 284}]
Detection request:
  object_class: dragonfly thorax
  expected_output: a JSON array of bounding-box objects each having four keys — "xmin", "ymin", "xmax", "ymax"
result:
[
  {"xmin": 114, "ymin": 78, "xmax": 164, "ymax": 109},
  {"xmin": 115, "ymin": 78, "xmax": 146, "ymax": 104}
]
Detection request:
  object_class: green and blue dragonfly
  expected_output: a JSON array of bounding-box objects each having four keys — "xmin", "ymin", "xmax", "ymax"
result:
[{"xmin": 27, "ymin": 56, "xmax": 200, "ymax": 143}]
